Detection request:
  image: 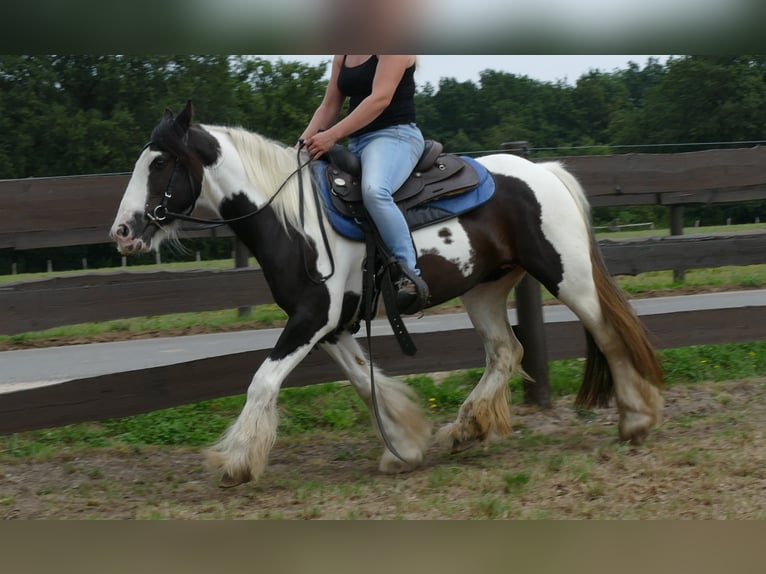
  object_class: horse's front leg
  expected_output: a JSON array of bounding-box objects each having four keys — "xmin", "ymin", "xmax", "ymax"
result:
[
  {"xmin": 320, "ymin": 331, "xmax": 432, "ymax": 473},
  {"xmin": 205, "ymin": 312, "xmax": 335, "ymax": 488}
]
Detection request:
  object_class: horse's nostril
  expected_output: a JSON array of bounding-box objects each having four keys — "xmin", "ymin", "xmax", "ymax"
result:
[{"xmin": 117, "ymin": 224, "xmax": 129, "ymax": 238}]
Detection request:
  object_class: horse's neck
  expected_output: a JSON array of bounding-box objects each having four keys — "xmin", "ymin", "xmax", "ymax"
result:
[
  {"xmin": 202, "ymin": 127, "xmax": 311, "ymax": 265},
  {"xmin": 204, "ymin": 125, "xmax": 295, "ymax": 211}
]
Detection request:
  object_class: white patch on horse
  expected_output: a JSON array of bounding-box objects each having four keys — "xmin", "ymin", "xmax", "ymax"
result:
[
  {"xmin": 413, "ymin": 220, "xmax": 475, "ymax": 277},
  {"xmin": 475, "ymin": 154, "xmax": 594, "ymax": 295},
  {"xmin": 113, "ymin": 149, "xmax": 161, "ymax": 223}
]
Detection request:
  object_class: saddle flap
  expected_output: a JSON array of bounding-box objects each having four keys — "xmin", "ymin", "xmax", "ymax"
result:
[
  {"xmin": 323, "ymin": 141, "xmax": 482, "ymax": 219},
  {"xmin": 394, "ymin": 153, "xmax": 473, "ymax": 205},
  {"xmin": 326, "ymin": 167, "xmax": 360, "ymax": 200}
]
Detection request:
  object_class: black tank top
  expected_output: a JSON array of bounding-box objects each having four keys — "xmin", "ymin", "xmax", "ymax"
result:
[{"xmin": 337, "ymin": 55, "xmax": 417, "ymax": 138}]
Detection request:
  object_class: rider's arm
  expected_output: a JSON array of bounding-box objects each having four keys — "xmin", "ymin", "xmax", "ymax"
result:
[
  {"xmin": 298, "ymin": 56, "xmax": 346, "ymax": 144},
  {"xmin": 304, "ymin": 55, "xmax": 413, "ymax": 158}
]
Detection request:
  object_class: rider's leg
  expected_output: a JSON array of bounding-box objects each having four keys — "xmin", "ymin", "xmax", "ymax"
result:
[{"xmin": 349, "ymin": 123, "xmax": 425, "ymax": 275}]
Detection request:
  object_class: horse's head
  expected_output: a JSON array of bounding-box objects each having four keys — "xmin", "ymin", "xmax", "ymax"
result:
[{"xmin": 110, "ymin": 100, "xmax": 220, "ymax": 254}]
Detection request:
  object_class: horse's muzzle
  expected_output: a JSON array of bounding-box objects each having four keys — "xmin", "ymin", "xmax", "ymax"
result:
[
  {"xmin": 110, "ymin": 214, "xmax": 155, "ymax": 254},
  {"xmin": 112, "ymin": 233, "xmax": 150, "ymax": 255}
]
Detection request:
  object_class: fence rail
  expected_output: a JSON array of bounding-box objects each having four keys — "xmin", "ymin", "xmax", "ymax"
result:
[
  {"xmin": 2, "ymin": 147, "xmax": 765, "ymax": 251},
  {"xmin": 2, "ymin": 295, "xmax": 765, "ymax": 435}
]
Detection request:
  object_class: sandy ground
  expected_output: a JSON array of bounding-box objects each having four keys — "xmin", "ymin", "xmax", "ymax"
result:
[
  {"xmin": 2, "ymin": 378, "xmax": 763, "ymax": 519},
  {"xmin": 2, "ymin": 284, "xmax": 763, "ymax": 518}
]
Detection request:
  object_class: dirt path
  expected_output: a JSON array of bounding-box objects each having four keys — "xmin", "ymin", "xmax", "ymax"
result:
[{"xmin": 2, "ymin": 378, "xmax": 763, "ymax": 519}]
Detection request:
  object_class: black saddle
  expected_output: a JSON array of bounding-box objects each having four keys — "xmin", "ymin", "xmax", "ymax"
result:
[{"xmin": 322, "ymin": 140, "xmax": 480, "ymax": 219}]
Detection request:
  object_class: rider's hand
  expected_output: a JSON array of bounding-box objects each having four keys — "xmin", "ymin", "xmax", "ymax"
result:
[{"xmin": 304, "ymin": 129, "xmax": 338, "ymax": 160}]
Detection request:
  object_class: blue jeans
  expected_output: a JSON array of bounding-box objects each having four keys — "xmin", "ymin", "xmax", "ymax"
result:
[{"xmin": 349, "ymin": 123, "xmax": 425, "ymax": 275}]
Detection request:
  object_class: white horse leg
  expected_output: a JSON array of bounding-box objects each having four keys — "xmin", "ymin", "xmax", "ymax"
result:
[
  {"xmin": 205, "ymin": 352, "xmax": 309, "ymax": 487},
  {"xmin": 205, "ymin": 300, "xmax": 347, "ymax": 487},
  {"xmin": 435, "ymin": 272, "xmax": 524, "ymax": 452},
  {"xmin": 320, "ymin": 331, "xmax": 431, "ymax": 473},
  {"xmin": 553, "ymin": 255, "xmax": 664, "ymax": 444}
]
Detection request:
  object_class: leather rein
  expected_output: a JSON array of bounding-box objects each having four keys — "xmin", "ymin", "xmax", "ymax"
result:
[{"xmin": 142, "ymin": 140, "xmax": 335, "ymax": 284}]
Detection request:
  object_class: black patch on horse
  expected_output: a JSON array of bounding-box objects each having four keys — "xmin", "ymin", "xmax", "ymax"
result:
[
  {"xmin": 493, "ymin": 173, "xmax": 565, "ymax": 296},
  {"xmin": 220, "ymin": 192, "xmax": 333, "ymax": 360}
]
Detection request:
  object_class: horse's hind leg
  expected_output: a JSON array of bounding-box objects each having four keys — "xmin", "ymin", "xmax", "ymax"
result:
[
  {"xmin": 534, "ymin": 246, "xmax": 664, "ymax": 444},
  {"xmin": 320, "ymin": 331, "xmax": 432, "ymax": 473},
  {"xmin": 434, "ymin": 271, "xmax": 525, "ymax": 452}
]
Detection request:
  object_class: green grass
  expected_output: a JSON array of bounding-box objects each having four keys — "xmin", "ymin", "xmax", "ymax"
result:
[
  {"xmin": 0, "ymin": 257, "xmax": 260, "ymax": 286},
  {"xmin": 616, "ymin": 265, "xmax": 766, "ymax": 295},
  {"xmin": 0, "ymin": 305, "xmax": 288, "ymax": 346},
  {"xmin": 3, "ymin": 340, "xmax": 765, "ymax": 460},
  {"xmin": 593, "ymin": 222, "xmax": 765, "ymax": 240}
]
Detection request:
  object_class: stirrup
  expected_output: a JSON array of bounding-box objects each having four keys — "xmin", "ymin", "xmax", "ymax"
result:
[{"xmin": 395, "ymin": 266, "xmax": 430, "ymax": 315}]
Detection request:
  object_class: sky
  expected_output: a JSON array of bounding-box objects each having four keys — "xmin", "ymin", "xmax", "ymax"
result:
[{"xmin": 268, "ymin": 55, "xmax": 670, "ymax": 88}]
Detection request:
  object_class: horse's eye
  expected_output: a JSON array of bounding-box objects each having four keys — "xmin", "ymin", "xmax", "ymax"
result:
[{"xmin": 152, "ymin": 156, "xmax": 168, "ymax": 169}]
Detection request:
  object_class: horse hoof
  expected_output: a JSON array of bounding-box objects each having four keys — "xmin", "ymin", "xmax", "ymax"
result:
[
  {"xmin": 622, "ymin": 428, "xmax": 649, "ymax": 446},
  {"xmin": 450, "ymin": 437, "xmax": 481, "ymax": 453},
  {"xmin": 434, "ymin": 424, "xmax": 480, "ymax": 453},
  {"xmin": 379, "ymin": 451, "xmax": 422, "ymax": 474},
  {"xmin": 219, "ymin": 472, "xmax": 251, "ymax": 489},
  {"xmin": 619, "ymin": 412, "xmax": 655, "ymax": 445}
]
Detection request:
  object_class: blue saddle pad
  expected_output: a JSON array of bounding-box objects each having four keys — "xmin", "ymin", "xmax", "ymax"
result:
[{"xmin": 311, "ymin": 155, "xmax": 495, "ymax": 241}]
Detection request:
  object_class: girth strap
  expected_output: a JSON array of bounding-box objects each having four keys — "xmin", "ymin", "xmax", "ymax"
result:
[{"xmin": 359, "ymin": 219, "xmax": 417, "ymax": 357}]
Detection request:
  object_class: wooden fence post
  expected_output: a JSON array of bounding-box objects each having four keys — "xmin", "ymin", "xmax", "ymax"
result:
[
  {"xmin": 670, "ymin": 205, "xmax": 685, "ymax": 282},
  {"xmin": 501, "ymin": 141, "xmax": 551, "ymax": 408},
  {"xmin": 515, "ymin": 275, "xmax": 552, "ymax": 408}
]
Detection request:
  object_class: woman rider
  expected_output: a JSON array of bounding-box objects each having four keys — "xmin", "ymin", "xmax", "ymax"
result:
[{"xmin": 299, "ymin": 54, "xmax": 428, "ymax": 314}]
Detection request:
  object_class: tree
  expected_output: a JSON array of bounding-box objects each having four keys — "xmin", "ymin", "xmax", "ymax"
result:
[
  {"xmin": 570, "ymin": 71, "xmax": 630, "ymax": 145},
  {"xmin": 610, "ymin": 55, "xmax": 766, "ymax": 151},
  {"xmin": 0, "ymin": 55, "xmax": 331, "ymax": 178},
  {"xmin": 233, "ymin": 56, "xmax": 329, "ymax": 144}
]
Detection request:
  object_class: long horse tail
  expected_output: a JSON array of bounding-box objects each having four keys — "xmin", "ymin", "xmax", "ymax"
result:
[
  {"xmin": 578, "ymin": 235, "xmax": 665, "ymax": 407},
  {"xmin": 541, "ymin": 161, "xmax": 665, "ymax": 408}
]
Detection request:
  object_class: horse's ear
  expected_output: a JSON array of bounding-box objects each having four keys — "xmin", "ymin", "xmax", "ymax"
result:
[
  {"xmin": 163, "ymin": 107, "xmax": 174, "ymax": 121},
  {"xmin": 176, "ymin": 100, "xmax": 194, "ymax": 132}
]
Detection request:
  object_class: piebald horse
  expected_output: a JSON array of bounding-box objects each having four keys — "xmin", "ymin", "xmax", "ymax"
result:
[{"xmin": 110, "ymin": 101, "xmax": 663, "ymax": 487}]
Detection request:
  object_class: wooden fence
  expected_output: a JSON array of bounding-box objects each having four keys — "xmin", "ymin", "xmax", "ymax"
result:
[
  {"xmin": 1, "ymin": 146, "xmax": 765, "ymax": 434},
  {"xmin": 2, "ymin": 146, "xmax": 765, "ymax": 251},
  {"xmin": 2, "ymin": 231, "xmax": 766, "ymax": 336},
  {"xmin": 2, "ymin": 296, "xmax": 765, "ymax": 435}
]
